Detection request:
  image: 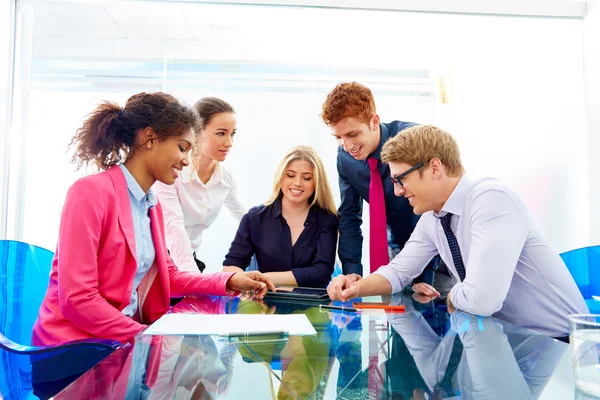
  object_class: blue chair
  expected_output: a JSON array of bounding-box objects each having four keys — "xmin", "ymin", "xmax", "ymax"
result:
[
  {"xmin": 0, "ymin": 240, "xmax": 121, "ymax": 399},
  {"xmin": 331, "ymin": 260, "xmax": 343, "ymax": 278},
  {"xmin": 560, "ymin": 245, "xmax": 600, "ymax": 313}
]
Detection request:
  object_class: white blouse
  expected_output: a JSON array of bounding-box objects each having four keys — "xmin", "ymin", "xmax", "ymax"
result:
[{"xmin": 153, "ymin": 163, "xmax": 246, "ymax": 271}]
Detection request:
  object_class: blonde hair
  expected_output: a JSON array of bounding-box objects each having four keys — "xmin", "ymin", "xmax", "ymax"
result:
[
  {"xmin": 381, "ymin": 125, "xmax": 464, "ymax": 177},
  {"xmin": 265, "ymin": 145, "xmax": 337, "ymax": 215}
]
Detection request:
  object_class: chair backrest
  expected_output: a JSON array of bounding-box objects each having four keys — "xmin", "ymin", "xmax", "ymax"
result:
[
  {"xmin": 1, "ymin": 240, "xmax": 53, "ymax": 399},
  {"xmin": 560, "ymin": 245, "xmax": 600, "ymax": 299},
  {"xmin": 0, "ymin": 240, "xmax": 54, "ymax": 344}
]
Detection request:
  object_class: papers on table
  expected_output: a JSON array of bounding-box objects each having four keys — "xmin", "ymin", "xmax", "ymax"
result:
[{"xmin": 143, "ymin": 313, "xmax": 317, "ymax": 336}]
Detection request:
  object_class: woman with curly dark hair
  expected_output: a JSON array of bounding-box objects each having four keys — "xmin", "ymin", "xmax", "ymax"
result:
[{"xmin": 33, "ymin": 92, "xmax": 274, "ymax": 347}]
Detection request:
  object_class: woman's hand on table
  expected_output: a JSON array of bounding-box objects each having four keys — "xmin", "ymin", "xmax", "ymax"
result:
[{"xmin": 227, "ymin": 271, "xmax": 276, "ymax": 299}]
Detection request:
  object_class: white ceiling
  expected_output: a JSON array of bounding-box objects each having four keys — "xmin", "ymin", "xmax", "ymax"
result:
[
  {"xmin": 29, "ymin": 0, "xmax": 589, "ymax": 42},
  {"xmin": 24, "ymin": 0, "xmax": 586, "ymax": 94}
]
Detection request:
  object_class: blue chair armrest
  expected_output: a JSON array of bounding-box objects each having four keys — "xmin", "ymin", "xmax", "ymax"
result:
[{"xmin": 0, "ymin": 332, "xmax": 121, "ymax": 355}]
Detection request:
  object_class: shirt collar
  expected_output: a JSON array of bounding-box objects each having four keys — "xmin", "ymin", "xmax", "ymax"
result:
[
  {"xmin": 434, "ymin": 174, "xmax": 473, "ymax": 218},
  {"xmin": 119, "ymin": 163, "xmax": 157, "ymax": 206},
  {"xmin": 272, "ymin": 197, "xmax": 283, "ymax": 218},
  {"xmin": 181, "ymin": 163, "xmax": 224, "ymax": 187},
  {"xmin": 366, "ymin": 123, "xmax": 389, "ymax": 162}
]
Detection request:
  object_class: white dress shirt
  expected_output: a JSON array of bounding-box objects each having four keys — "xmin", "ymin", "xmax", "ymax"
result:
[
  {"xmin": 375, "ymin": 175, "xmax": 588, "ymax": 337},
  {"xmin": 153, "ymin": 163, "xmax": 246, "ymax": 272}
]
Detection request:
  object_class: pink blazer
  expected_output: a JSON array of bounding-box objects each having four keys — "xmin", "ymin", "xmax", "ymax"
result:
[{"xmin": 33, "ymin": 166, "xmax": 234, "ymax": 346}]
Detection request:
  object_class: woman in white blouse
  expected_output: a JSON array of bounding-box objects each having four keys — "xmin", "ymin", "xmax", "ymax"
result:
[{"xmin": 154, "ymin": 97, "xmax": 246, "ymax": 272}]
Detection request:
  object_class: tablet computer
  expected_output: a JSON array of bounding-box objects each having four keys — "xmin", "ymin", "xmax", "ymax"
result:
[{"xmin": 265, "ymin": 286, "xmax": 330, "ymax": 301}]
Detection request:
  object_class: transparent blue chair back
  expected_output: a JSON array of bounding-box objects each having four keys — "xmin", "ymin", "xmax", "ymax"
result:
[
  {"xmin": 0, "ymin": 240, "xmax": 54, "ymax": 399},
  {"xmin": 560, "ymin": 245, "xmax": 600, "ymax": 313},
  {"xmin": 0, "ymin": 240, "xmax": 54, "ymax": 345}
]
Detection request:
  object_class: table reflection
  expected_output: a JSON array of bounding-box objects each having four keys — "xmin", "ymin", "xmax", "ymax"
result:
[
  {"xmin": 385, "ymin": 293, "xmax": 567, "ymax": 399},
  {"xmin": 53, "ymin": 294, "xmax": 570, "ymax": 400}
]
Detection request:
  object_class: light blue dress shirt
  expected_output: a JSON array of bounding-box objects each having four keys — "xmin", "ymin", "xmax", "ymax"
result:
[
  {"xmin": 375, "ymin": 175, "xmax": 588, "ymax": 337},
  {"xmin": 119, "ymin": 164, "xmax": 157, "ymax": 317}
]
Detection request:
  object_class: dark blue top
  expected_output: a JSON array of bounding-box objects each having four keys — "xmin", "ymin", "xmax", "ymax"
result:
[
  {"xmin": 337, "ymin": 120, "xmax": 421, "ymax": 276},
  {"xmin": 223, "ymin": 198, "xmax": 338, "ymax": 287}
]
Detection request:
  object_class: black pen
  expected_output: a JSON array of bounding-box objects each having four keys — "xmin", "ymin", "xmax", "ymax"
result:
[{"xmin": 319, "ymin": 304, "xmax": 358, "ymax": 313}]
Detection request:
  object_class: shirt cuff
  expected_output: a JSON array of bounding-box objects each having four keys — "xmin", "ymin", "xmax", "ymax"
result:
[
  {"xmin": 373, "ymin": 267, "xmax": 403, "ymax": 294},
  {"xmin": 449, "ymin": 283, "xmax": 464, "ymax": 313},
  {"xmin": 343, "ymin": 262, "xmax": 363, "ymax": 276},
  {"xmin": 290, "ymin": 269, "xmax": 305, "ymax": 287}
]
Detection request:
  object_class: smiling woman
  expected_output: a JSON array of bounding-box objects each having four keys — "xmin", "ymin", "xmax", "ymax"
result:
[
  {"xmin": 223, "ymin": 145, "xmax": 339, "ymax": 288},
  {"xmin": 32, "ymin": 91, "xmax": 275, "ymax": 348},
  {"xmin": 153, "ymin": 97, "xmax": 247, "ymax": 273}
]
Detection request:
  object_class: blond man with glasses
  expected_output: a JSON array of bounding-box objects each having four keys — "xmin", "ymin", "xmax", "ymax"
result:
[{"xmin": 328, "ymin": 125, "xmax": 587, "ymax": 340}]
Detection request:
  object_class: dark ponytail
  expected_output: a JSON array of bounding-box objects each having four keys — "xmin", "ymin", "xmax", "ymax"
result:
[
  {"xmin": 193, "ymin": 97, "xmax": 234, "ymax": 130},
  {"xmin": 69, "ymin": 92, "xmax": 200, "ymax": 171}
]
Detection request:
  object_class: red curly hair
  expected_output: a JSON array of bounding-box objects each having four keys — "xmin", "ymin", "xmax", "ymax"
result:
[{"xmin": 321, "ymin": 82, "xmax": 376, "ymax": 126}]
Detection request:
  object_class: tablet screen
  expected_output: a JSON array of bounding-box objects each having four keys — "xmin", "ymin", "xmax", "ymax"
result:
[
  {"xmin": 266, "ymin": 286, "xmax": 329, "ymax": 300},
  {"xmin": 275, "ymin": 287, "xmax": 328, "ymax": 296}
]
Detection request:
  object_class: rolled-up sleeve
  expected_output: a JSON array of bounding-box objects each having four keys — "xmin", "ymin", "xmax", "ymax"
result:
[{"xmin": 449, "ymin": 190, "xmax": 527, "ymax": 316}]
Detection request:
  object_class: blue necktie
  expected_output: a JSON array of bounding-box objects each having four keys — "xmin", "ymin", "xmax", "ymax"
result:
[
  {"xmin": 439, "ymin": 213, "xmax": 466, "ymax": 281},
  {"xmin": 434, "ymin": 334, "xmax": 464, "ymax": 396}
]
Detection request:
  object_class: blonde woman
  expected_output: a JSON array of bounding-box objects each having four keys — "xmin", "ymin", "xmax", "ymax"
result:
[
  {"xmin": 153, "ymin": 97, "xmax": 246, "ymax": 272},
  {"xmin": 223, "ymin": 146, "xmax": 338, "ymax": 287}
]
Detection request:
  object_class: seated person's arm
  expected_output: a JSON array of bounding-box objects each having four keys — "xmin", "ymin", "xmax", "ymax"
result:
[
  {"xmin": 274, "ymin": 213, "xmax": 338, "ymax": 287},
  {"xmin": 223, "ymin": 265, "xmax": 245, "ymax": 274},
  {"xmin": 448, "ymin": 191, "xmax": 527, "ymax": 316},
  {"xmin": 223, "ymin": 212, "xmax": 255, "ymax": 274},
  {"xmin": 58, "ymin": 180, "xmax": 146, "ymax": 343},
  {"xmin": 261, "ymin": 271, "xmax": 298, "ymax": 286}
]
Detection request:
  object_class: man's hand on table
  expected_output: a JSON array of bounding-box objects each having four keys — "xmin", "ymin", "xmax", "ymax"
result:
[{"xmin": 327, "ymin": 273, "xmax": 362, "ymax": 302}]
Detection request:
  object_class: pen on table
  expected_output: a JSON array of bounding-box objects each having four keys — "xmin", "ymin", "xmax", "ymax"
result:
[{"xmin": 319, "ymin": 304, "xmax": 359, "ymax": 313}]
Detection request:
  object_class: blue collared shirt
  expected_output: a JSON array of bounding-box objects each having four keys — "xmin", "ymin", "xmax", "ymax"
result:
[
  {"xmin": 223, "ymin": 198, "xmax": 338, "ymax": 287},
  {"xmin": 119, "ymin": 164, "xmax": 157, "ymax": 317},
  {"xmin": 337, "ymin": 121, "xmax": 421, "ymax": 276}
]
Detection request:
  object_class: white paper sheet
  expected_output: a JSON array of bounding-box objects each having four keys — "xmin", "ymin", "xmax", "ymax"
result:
[{"xmin": 143, "ymin": 313, "xmax": 317, "ymax": 336}]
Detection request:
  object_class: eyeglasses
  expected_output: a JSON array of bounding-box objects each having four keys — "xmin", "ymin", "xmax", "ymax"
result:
[{"xmin": 391, "ymin": 162, "xmax": 424, "ymax": 187}]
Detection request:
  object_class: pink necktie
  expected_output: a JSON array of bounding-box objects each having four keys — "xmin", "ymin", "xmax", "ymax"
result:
[{"xmin": 368, "ymin": 158, "xmax": 389, "ymax": 273}]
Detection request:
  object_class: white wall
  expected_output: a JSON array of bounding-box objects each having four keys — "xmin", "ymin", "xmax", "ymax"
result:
[
  {"xmin": 585, "ymin": 1, "xmax": 600, "ymax": 245},
  {"xmin": 9, "ymin": 2, "xmax": 590, "ymax": 273}
]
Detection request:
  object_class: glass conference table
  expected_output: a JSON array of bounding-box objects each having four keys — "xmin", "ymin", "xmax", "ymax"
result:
[{"xmin": 53, "ymin": 292, "xmax": 582, "ymax": 400}]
